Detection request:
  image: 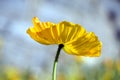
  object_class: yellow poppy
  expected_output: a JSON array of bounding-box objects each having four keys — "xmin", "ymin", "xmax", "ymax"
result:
[{"xmin": 27, "ymin": 17, "xmax": 102, "ymax": 57}]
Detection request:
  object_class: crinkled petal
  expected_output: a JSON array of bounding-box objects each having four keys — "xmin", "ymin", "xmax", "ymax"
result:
[
  {"xmin": 27, "ymin": 28, "xmax": 52, "ymax": 44},
  {"xmin": 63, "ymin": 32, "xmax": 102, "ymax": 57},
  {"xmin": 26, "ymin": 17, "xmax": 55, "ymax": 45},
  {"xmin": 27, "ymin": 20, "xmax": 87, "ymax": 45},
  {"xmin": 55, "ymin": 21, "xmax": 87, "ymax": 43},
  {"xmin": 31, "ymin": 17, "xmax": 55, "ymax": 32}
]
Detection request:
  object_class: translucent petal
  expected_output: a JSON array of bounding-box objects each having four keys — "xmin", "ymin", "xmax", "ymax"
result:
[
  {"xmin": 64, "ymin": 32, "xmax": 102, "ymax": 57},
  {"xmin": 32, "ymin": 17, "xmax": 55, "ymax": 32},
  {"xmin": 27, "ymin": 21, "xmax": 87, "ymax": 45},
  {"xmin": 27, "ymin": 17, "xmax": 56, "ymax": 45},
  {"xmin": 55, "ymin": 21, "xmax": 87, "ymax": 43},
  {"xmin": 27, "ymin": 29, "xmax": 51, "ymax": 44}
]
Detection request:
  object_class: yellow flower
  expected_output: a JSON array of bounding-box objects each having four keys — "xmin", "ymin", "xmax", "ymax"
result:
[{"xmin": 27, "ymin": 17, "xmax": 102, "ymax": 57}]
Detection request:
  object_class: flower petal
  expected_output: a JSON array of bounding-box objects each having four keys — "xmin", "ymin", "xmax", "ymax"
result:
[
  {"xmin": 55, "ymin": 21, "xmax": 87, "ymax": 43},
  {"xmin": 26, "ymin": 17, "xmax": 55, "ymax": 45},
  {"xmin": 63, "ymin": 32, "xmax": 102, "ymax": 57},
  {"xmin": 27, "ymin": 21, "xmax": 87, "ymax": 45},
  {"xmin": 32, "ymin": 17, "xmax": 55, "ymax": 32},
  {"xmin": 27, "ymin": 28, "xmax": 52, "ymax": 44}
]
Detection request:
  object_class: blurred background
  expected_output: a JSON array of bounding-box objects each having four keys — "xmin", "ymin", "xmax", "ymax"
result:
[{"xmin": 0, "ymin": 0, "xmax": 120, "ymax": 80}]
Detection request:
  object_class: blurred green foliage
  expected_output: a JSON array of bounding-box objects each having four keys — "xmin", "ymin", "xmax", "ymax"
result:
[{"xmin": 0, "ymin": 59, "xmax": 120, "ymax": 80}]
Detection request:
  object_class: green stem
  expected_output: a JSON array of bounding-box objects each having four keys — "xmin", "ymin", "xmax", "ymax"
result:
[{"xmin": 52, "ymin": 44, "xmax": 64, "ymax": 80}]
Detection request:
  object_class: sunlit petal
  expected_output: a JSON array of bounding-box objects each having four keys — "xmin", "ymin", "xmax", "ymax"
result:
[{"xmin": 64, "ymin": 32, "xmax": 102, "ymax": 57}]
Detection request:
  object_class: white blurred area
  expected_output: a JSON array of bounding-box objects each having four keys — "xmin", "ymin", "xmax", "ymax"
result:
[{"xmin": 0, "ymin": 0, "xmax": 120, "ymax": 71}]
